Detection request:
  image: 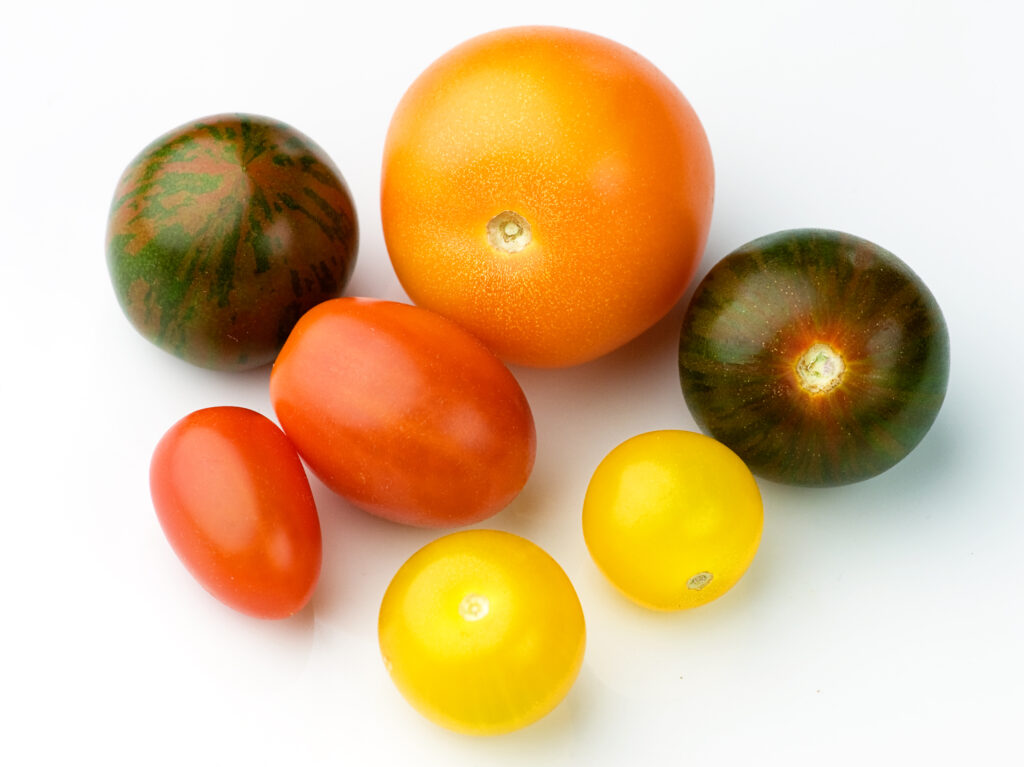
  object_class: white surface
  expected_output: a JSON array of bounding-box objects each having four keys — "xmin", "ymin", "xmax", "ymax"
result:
[{"xmin": 3, "ymin": 1, "xmax": 1022, "ymax": 764}]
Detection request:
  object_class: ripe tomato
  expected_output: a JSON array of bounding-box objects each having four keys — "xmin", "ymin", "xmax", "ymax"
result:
[
  {"xmin": 378, "ymin": 530, "xmax": 585, "ymax": 735},
  {"xmin": 679, "ymin": 228, "xmax": 950, "ymax": 486},
  {"xmin": 106, "ymin": 114, "xmax": 358, "ymax": 371},
  {"xmin": 150, "ymin": 406, "xmax": 321, "ymax": 619},
  {"xmin": 582, "ymin": 430, "xmax": 763, "ymax": 610},
  {"xmin": 381, "ymin": 26, "xmax": 714, "ymax": 367},
  {"xmin": 269, "ymin": 298, "xmax": 536, "ymax": 527}
]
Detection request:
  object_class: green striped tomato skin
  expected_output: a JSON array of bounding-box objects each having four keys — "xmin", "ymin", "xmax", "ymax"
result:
[
  {"xmin": 678, "ymin": 229, "xmax": 949, "ymax": 487},
  {"xmin": 106, "ymin": 114, "xmax": 358, "ymax": 370}
]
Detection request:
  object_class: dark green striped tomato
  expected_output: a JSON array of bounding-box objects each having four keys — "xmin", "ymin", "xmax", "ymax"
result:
[
  {"xmin": 678, "ymin": 229, "xmax": 949, "ymax": 486},
  {"xmin": 106, "ymin": 114, "xmax": 358, "ymax": 370}
]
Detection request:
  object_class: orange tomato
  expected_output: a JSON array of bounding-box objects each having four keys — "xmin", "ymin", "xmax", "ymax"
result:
[{"xmin": 381, "ymin": 26, "xmax": 714, "ymax": 367}]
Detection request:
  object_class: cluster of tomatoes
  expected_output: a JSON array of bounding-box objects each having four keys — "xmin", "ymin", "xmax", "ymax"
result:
[{"xmin": 111, "ymin": 26, "xmax": 948, "ymax": 736}]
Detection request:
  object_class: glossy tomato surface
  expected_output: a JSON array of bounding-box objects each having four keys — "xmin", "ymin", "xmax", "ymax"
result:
[
  {"xmin": 107, "ymin": 114, "xmax": 358, "ymax": 370},
  {"xmin": 269, "ymin": 298, "xmax": 536, "ymax": 527},
  {"xmin": 679, "ymin": 229, "xmax": 950, "ymax": 486},
  {"xmin": 583, "ymin": 430, "xmax": 763, "ymax": 610},
  {"xmin": 381, "ymin": 26, "xmax": 714, "ymax": 367},
  {"xmin": 378, "ymin": 530, "xmax": 585, "ymax": 735},
  {"xmin": 150, "ymin": 406, "xmax": 321, "ymax": 619}
]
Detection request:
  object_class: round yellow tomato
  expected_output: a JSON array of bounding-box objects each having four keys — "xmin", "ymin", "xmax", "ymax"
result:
[
  {"xmin": 378, "ymin": 530, "xmax": 585, "ymax": 735},
  {"xmin": 582, "ymin": 430, "xmax": 763, "ymax": 610}
]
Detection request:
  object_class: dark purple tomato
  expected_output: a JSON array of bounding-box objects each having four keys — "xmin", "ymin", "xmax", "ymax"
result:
[{"xmin": 679, "ymin": 229, "xmax": 949, "ymax": 486}]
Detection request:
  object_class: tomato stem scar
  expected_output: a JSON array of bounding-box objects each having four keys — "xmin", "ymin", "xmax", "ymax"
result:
[
  {"xmin": 687, "ymin": 572, "xmax": 713, "ymax": 590},
  {"xmin": 487, "ymin": 211, "xmax": 532, "ymax": 253},
  {"xmin": 459, "ymin": 593, "xmax": 490, "ymax": 621},
  {"xmin": 795, "ymin": 342, "xmax": 846, "ymax": 395}
]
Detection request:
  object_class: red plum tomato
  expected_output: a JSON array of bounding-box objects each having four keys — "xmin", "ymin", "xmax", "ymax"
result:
[
  {"xmin": 269, "ymin": 298, "xmax": 536, "ymax": 527},
  {"xmin": 149, "ymin": 406, "xmax": 322, "ymax": 619}
]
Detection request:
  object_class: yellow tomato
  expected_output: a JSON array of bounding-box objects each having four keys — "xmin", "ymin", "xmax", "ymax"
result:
[
  {"xmin": 582, "ymin": 430, "xmax": 763, "ymax": 610},
  {"xmin": 378, "ymin": 530, "xmax": 585, "ymax": 735}
]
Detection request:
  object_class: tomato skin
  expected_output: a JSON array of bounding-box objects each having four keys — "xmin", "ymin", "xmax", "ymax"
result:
[
  {"xmin": 149, "ymin": 407, "xmax": 321, "ymax": 619},
  {"xmin": 106, "ymin": 114, "xmax": 358, "ymax": 370},
  {"xmin": 381, "ymin": 26, "xmax": 714, "ymax": 367},
  {"xmin": 378, "ymin": 530, "xmax": 585, "ymax": 735},
  {"xmin": 269, "ymin": 298, "xmax": 536, "ymax": 527},
  {"xmin": 678, "ymin": 229, "xmax": 950, "ymax": 486},
  {"xmin": 583, "ymin": 430, "xmax": 763, "ymax": 611}
]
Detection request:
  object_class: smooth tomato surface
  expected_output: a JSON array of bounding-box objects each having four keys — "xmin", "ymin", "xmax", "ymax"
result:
[
  {"xmin": 150, "ymin": 406, "xmax": 321, "ymax": 619},
  {"xmin": 378, "ymin": 530, "xmax": 585, "ymax": 735},
  {"xmin": 583, "ymin": 430, "xmax": 763, "ymax": 610},
  {"xmin": 381, "ymin": 26, "xmax": 714, "ymax": 367},
  {"xmin": 269, "ymin": 298, "xmax": 536, "ymax": 527},
  {"xmin": 678, "ymin": 228, "xmax": 950, "ymax": 486}
]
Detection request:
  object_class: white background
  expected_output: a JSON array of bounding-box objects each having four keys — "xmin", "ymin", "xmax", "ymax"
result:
[{"xmin": 2, "ymin": 1, "xmax": 1022, "ymax": 764}]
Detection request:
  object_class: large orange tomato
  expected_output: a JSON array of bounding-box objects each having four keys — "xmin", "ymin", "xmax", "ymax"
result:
[
  {"xmin": 381, "ymin": 26, "xmax": 714, "ymax": 367},
  {"xmin": 269, "ymin": 298, "xmax": 536, "ymax": 527}
]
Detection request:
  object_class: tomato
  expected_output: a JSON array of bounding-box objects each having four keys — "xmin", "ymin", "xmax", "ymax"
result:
[
  {"xmin": 678, "ymin": 229, "xmax": 950, "ymax": 486},
  {"xmin": 582, "ymin": 430, "xmax": 763, "ymax": 610},
  {"xmin": 149, "ymin": 406, "xmax": 321, "ymax": 619},
  {"xmin": 378, "ymin": 529, "xmax": 585, "ymax": 735},
  {"xmin": 106, "ymin": 114, "xmax": 358, "ymax": 370},
  {"xmin": 269, "ymin": 298, "xmax": 536, "ymax": 527},
  {"xmin": 381, "ymin": 26, "xmax": 714, "ymax": 367}
]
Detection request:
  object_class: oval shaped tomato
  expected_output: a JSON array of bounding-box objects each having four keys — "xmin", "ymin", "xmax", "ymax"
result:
[
  {"xmin": 583, "ymin": 430, "xmax": 763, "ymax": 610},
  {"xmin": 269, "ymin": 298, "xmax": 536, "ymax": 527},
  {"xmin": 678, "ymin": 229, "xmax": 950, "ymax": 486},
  {"xmin": 378, "ymin": 529, "xmax": 585, "ymax": 735},
  {"xmin": 150, "ymin": 406, "xmax": 322, "ymax": 619},
  {"xmin": 381, "ymin": 26, "xmax": 714, "ymax": 367}
]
